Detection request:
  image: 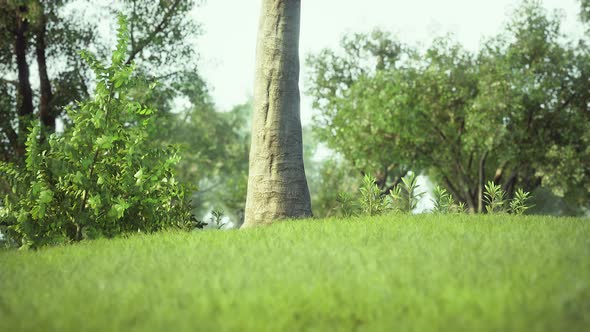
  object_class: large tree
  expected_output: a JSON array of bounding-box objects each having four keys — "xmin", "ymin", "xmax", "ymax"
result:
[
  {"xmin": 243, "ymin": 0, "xmax": 312, "ymax": 227},
  {"xmin": 306, "ymin": 1, "xmax": 590, "ymax": 214}
]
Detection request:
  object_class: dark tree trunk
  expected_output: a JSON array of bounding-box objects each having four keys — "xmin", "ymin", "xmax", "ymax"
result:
[
  {"xmin": 15, "ymin": 4, "xmax": 34, "ymax": 158},
  {"xmin": 36, "ymin": 11, "xmax": 55, "ymax": 134}
]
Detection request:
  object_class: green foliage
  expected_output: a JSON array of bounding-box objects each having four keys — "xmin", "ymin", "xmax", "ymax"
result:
[
  {"xmin": 308, "ymin": 154, "xmax": 360, "ymax": 218},
  {"xmin": 0, "ymin": 0, "xmax": 205, "ymax": 164},
  {"xmin": 388, "ymin": 173, "xmax": 426, "ymax": 213},
  {"xmin": 209, "ymin": 209, "xmax": 226, "ymax": 230},
  {"xmin": 483, "ymin": 181, "xmax": 507, "ymax": 214},
  {"xmin": 400, "ymin": 173, "xmax": 425, "ymax": 213},
  {"xmin": 306, "ymin": 1, "xmax": 590, "ymax": 214},
  {"xmin": 356, "ymin": 173, "xmax": 425, "ymax": 216},
  {"xmin": 358, "ymin": 174, "xmax": 388, "ymax": 216},
  {"xmin": 159, "ymin": 99, "xmax": 250, "ymax": 227},
  {"xmin": 510, "ymin": 188, "xmax": 533, "ymax": 215},
  {"xmin": 388, "ymin": 185, "xmax": 403, "ymax": 213},
  {"xmin": 0, "ymin": 16, "xmax": 202, "ymax": 248},
  {"xmin": 432, "ymin": 185, "xmax": 457, "ymax": 213},
  {"xmin": 580, "ymin": 0, "xmax": 590, "ymax": 24},
  {"xmin": 335, "ymin": 192, "xmax": 357, "ymax": 217}
]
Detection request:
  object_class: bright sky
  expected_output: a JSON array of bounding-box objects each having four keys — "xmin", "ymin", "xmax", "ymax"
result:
[{"xmin": 194, "ymin": 0, "xmax": 583, "ymax": 124}]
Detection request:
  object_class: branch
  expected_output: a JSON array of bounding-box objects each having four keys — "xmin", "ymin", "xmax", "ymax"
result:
[
  {"xmin": 125, "ymin": 0, "xmax": 182, "ymax": 66},
  {"xmin": 0, "ymin": 78, "xmax": 18, "ymax": 86}
]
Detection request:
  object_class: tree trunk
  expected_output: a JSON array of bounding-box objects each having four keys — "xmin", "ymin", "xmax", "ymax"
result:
[
  {"xmin": 15, "ymin": 4, "xmax": 34, "ymax": 158},
  {"xmin": 243, "ymin": 0, "xmax": 312, "ymax": 227},
  {"xmin": 36, "ymin": 10, "xmax": 55, "ymax": 134}
]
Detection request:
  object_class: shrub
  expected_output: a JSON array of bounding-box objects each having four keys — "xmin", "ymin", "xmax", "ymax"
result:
[
  {"xmin": 483, "ymin": 181, "xmax": 507, "ymax": 214},
  {"xmin": 431, "ymin": 185, "xmax": 455, "ymax": 213},
  {"xmin": 358, "ymin": 174, "xmax": 388, "ymax": 216},
  {"xmin": 399, "ymin": 173, "xmax": 425, "ymax": 213},
  {"xmin": 483, "ymin": 181, "xmax": 533, "ymax": 215},
  {"xmin": 510, "ymin": 188, "xmax": 533, "ymax": 215},
  {"xmin": 0, "ymin": 16, "xmax": 203, "ymax": 249},
  {"xmin": 388, "ymin": 185, "xmax": 403, "ymax": 213},
  {"xmin": 336, "ymin": 192, "xmax": 357, "ymax": 217}
]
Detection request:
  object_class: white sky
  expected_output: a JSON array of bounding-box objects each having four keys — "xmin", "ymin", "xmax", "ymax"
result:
[{"xmin": 193, "ymin": 0, "xmax": 583, "ymax": 124}]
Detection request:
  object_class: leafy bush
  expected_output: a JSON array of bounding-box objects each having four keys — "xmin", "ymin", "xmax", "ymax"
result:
[
  {"xmin": 399, "ymin": 173, "xmax": 425, "ymax": 213},
  {"xmin": 432, "ymin": 185, "xmax": 455, "ymax": 213},
  {"xmin": 510, "ymin": 188, "xmax": 533, "ymax": 215},
  {"xmin": 482, "ymin": 181, "xmax": 533, "ymax": 215},
  {"xmin": 348, "ymin": 174, "xmax": 533, "ymax": 217},
  {"xmin": 336, "ymin": 192, "xmax": 357, "ymax": 217},
  {"xmin": 0, "ymin": 16, "xmax": 203, "ymax": 249},
  {"xmin": 483, "ymin": 181, "xmax": 507, "ymax": 214},
  {"xmin": 355, "ymin": 173, "xmax": 426, "ymax": 216},
  {"xmin": 388, "ymin": 185, "xmax": 403, "ymax": 213},
  {"xmin": 358, "ymin": 174, "xmax": 388, "ymax": 216}
]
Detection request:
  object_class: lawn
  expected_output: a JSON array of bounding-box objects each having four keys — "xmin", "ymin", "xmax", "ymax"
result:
[{"xmin": 1, "ymin": 214, "xmax": 589, "ymax": 331}]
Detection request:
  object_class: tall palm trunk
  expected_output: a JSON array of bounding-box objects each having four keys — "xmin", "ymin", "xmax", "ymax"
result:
[{"xmin": 243, "ymin": 0, "xmax": 312, "ymax": 227}]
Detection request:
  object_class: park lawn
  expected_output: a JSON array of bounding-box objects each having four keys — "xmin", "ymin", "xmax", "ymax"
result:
[{"xmin": 0, "ymin": 214, "xmax": 589, "ymax": 331}]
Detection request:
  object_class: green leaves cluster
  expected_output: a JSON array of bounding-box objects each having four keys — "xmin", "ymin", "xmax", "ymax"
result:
[
  {"xmin": 344, "ymin": 173, "xmax": 425, "ymax": 217},
  {"xmin": 0, "ymin": 16, "xmax": 201, "ymax": 248},
  {"xmin": 359, "ymin": 174, "xmax": 389, "ymax": 216},
  {"xmin": 431, "ymin": 186, "xmax": 464, "ymax": 214},
  {"xmin": 482, "ymin": 181, "xmax": 533, "ymax": 215}
]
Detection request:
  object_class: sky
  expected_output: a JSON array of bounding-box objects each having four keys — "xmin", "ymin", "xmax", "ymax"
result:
[{"xmin": 193, "ymin": 0, "xmax": 584, "ymax": 124}]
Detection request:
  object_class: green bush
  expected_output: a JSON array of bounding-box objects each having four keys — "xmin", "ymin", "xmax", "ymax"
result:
[
  {"xmin": 358, "ymin": 174, "xmax": 388, "ymax": 216},
  {"xmin": 0, "ymin": 16, "xmax": 203, "ymax": 249}
]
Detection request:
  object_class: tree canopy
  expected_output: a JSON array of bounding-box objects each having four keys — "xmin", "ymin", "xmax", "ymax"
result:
[{"xmin": 306, "ymin": 1, "xmax": 590, "ymax": 214}]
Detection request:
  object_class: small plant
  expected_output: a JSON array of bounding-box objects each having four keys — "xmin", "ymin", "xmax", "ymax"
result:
[
  {"xmin": 510, "ymin": 188, "xmax": 533, "ymax": 215},
  {"xmin": 358, "ymin": 174, "xmax": 388, "ymax": 216},
  {"xmin": 431, "ymin": 185, "xmax": 455, "ymax": 213},
  {"xmin": 388, "ymin": 185, "xmax": 403, "ymax": 213},
  {"xmin": 455, "ymin": 201, "xmax": 467, "ymax": 214},
  {"xmin": 484, "ymin": 181, "xmax": 507, "ymax": 214},
  {"xmin": 336, "ymin": 192, "xmax": 357, "ymax": 217},
  {"xmin": 399, "ymin": 173, "xmax": 425, "ymax": 213},
  {"xmin": 210, "ymin": 209, "xmax": 226, "ymax": 229}
]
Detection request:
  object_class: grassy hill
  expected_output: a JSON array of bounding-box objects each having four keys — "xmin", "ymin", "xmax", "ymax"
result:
[{"xmin": 1, "ymin": 214, "xmax": 589, "ymax": 331}]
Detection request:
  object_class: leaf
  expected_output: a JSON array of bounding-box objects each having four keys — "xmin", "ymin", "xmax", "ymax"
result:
[
  {"xmin": 73, "ymin": 171, "xmax": 84, "ymax": 185},
  {"xmin": 88, "ymin": 195, "xmax": 102, "ymax": 210},
  {"xmin": 96, "ymin": 135, "xmax": 116, "ymax": 149},
  {"xmin": 38, "ymin": 189, "xmax": 54, "ymax": 205}
]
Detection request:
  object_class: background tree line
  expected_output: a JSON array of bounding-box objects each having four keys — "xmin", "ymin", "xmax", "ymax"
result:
[{"xmin": 306, "ymin": 0, "xmax": 590, "ymax": 215}]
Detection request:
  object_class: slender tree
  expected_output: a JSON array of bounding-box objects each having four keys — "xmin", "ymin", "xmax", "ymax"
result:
[{"xmin": 243, "ymin": 0, "xmax": 312, "ymax": 227}]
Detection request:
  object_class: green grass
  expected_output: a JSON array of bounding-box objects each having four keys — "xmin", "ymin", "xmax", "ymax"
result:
[{"xmin": 1, "ymin": 214, "xmax": 589, "ymax": 331}]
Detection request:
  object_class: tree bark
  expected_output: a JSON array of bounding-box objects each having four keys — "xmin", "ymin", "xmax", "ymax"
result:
[
  {"xmin": 36, "ymin": 9, "xmax": 55, "ymax": 133},
  {"xmin": 15, "ymin": 4, "xmax": 34, "ymax": 158},
  {"xmin": 243, "ymin": 0, "xmax": 312, "ymax": 227}
]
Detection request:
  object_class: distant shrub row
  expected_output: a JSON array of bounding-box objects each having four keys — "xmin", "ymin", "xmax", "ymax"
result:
[{"xmin": 336, "ymin": 174, "xmax": 532, "ymax": 217}]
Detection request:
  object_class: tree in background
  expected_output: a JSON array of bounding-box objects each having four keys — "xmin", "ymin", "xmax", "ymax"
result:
[
  {"xmin": 169, "ymin": 99, "xmax": 251, "ymax": 227},
  {"xmin": 306, "ymin": 0, "xmax": 589, "ymax": 214},
  {"xmin": 580, "ymin": 0, "xmax": 590, "ymax": 23},
  {"xmin": 244, "ymin": 0, "xmax": 312, "ymax": 227},
  {"xmin": 0, "ymin": 0, "xmax": 203, "ymax": 163}
]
